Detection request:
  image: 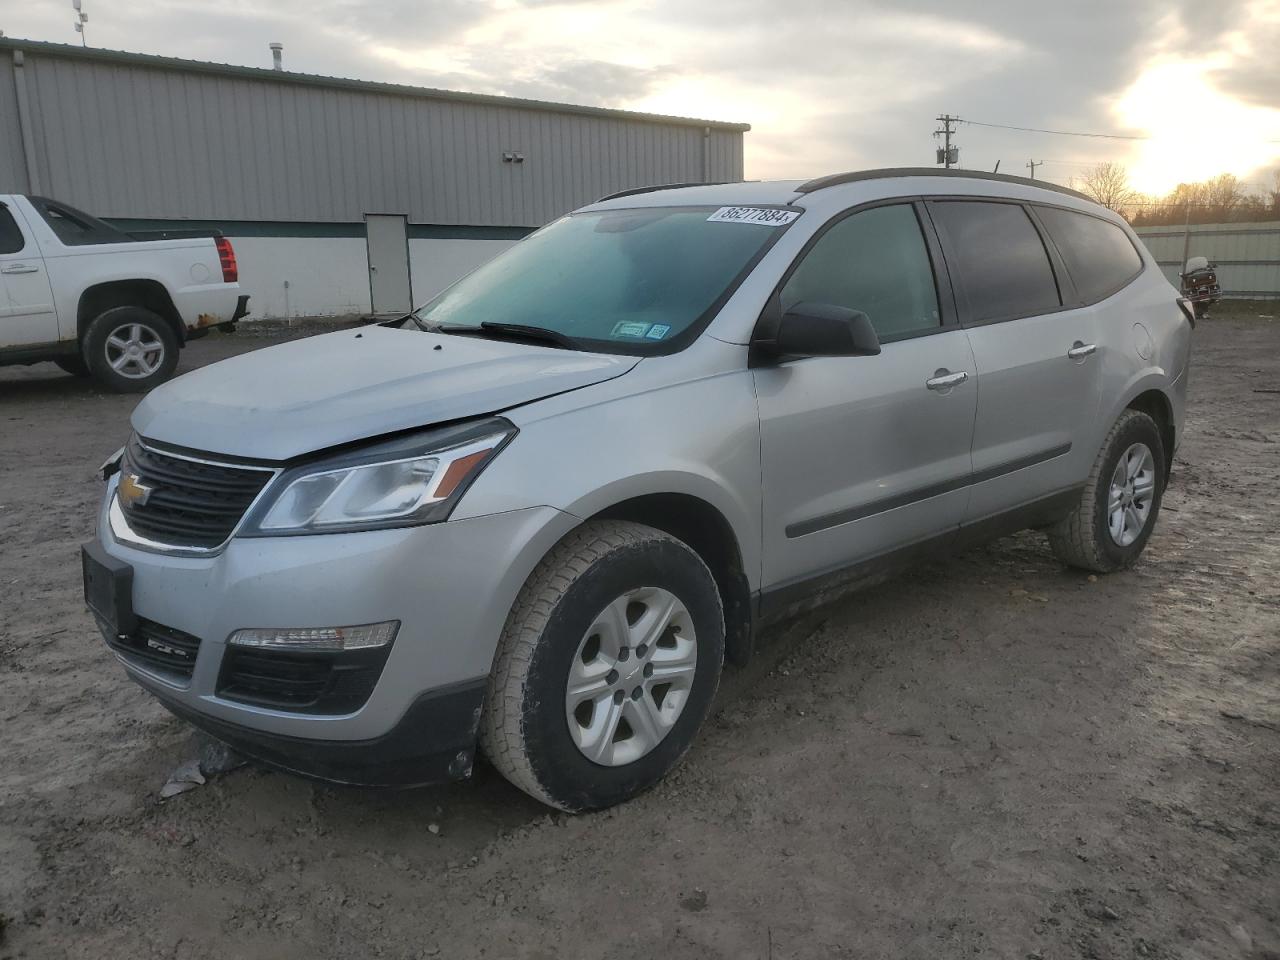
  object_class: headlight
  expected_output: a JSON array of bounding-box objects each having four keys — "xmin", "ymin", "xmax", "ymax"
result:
[{"xmin": 242, "ymin": 418, "xmax": 515, "ymax": 535}]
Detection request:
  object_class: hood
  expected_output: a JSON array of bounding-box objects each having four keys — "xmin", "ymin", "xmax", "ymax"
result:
[{"xmin": 131, "ymin": 326, "xmax": 639, "ymax": 460}]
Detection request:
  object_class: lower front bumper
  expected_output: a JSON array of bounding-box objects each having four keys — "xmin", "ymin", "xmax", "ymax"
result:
[{"xmin": 153, "ymin": 678, "xmax": 487, "ymax": 787}]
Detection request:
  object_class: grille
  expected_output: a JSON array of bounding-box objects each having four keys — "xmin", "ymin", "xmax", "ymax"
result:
[
  {"xmin": 117, "ymin": 436, "xmax": 274, "ymax": 548},
  {"xmin": 217, "ymin": 646, "xmax": 391, "ymax": 715},
  {"xmin": 105, "ymin": 619, "xmax": 202, "ymax": 679}
]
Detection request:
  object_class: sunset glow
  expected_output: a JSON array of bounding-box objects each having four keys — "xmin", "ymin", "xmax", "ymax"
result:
[{"xmin": 1115, "ymin": 57, "xmax": 1280, "ymax": 195}]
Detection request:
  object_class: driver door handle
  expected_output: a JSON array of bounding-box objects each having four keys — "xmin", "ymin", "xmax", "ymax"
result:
[
  {"xmin": 1068, "ymin": 342, "xmax": 1097, "ymax": 359},
  {"xmin": 1, "ymin": 264, "xmax": 38, "ymax": 274},
  {"xmin": 926, "ymin": 370, "xmax": 968, "ymax": 391}
]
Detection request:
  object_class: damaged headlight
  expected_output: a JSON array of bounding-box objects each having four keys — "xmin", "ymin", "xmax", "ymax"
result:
[{"xmin": 242, "ymin": 418, "xmax": 515, "ymax": 535}]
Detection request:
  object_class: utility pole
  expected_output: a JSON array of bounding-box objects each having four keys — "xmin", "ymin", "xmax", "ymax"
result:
[
  {"xmin": 1026, "ymin": 158, "xmax": 1042, "ymax": 179},
  {"xmin": 71, "ymin": 0, "xmax": 88, "ymax": 45},
  {"xmin": 934, "ymin": 114, "xmax": 960, "ymax": 169}
]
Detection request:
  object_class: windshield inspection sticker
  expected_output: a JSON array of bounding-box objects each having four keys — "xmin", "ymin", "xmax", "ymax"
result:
[
  {"xmin": 611, "ymin": 321, "xmax": 651, "ymax": 338},
  {"xmin": 707, "ymin": 206, "xmax": 800, "ymax": 226},
  {"xmin": 645, "ymin": 324, "xmax": 671, "ymax": 340}
]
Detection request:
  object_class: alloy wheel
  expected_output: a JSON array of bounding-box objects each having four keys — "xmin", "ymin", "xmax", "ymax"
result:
[{"xmin": 104, "ymin": 322, "xmax": 165, "ymax": 379}]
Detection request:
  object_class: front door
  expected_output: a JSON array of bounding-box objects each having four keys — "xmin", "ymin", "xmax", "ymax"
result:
[
  {"xmin": 0, "ymin": 202, "xmax": 58, "ymax": 348},
  {"xmin": 365, "ymin": 214, "xmax": 412, "ymax": 316},
  {"xmin": 927, "ymin": 199, "xmax": 1103, "ymax": 521},
  {"xmin": 754, "ymin": 201, "xmax": 977, "ymax": 594}
]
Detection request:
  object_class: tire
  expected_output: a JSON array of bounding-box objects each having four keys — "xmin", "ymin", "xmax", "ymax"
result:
[
  {"xmin": 54, "ymin": 355, "xmax": 91, "ymax": 378},
  {"xmin": 1047, "ymin": 409, "xmax": 1166, "ymax": 573},
  {"xmin": 480, "ymin": 520, "xmax": 725, "ymax": 812},
  {"xmin": 83, "ymin": 306, "xmax": 180, "ymax": 393}
]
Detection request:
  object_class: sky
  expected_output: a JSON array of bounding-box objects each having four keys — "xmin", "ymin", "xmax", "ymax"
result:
[{"xmin": 5, "ymin": 0, "xmax": 1280, "ymax": 196}]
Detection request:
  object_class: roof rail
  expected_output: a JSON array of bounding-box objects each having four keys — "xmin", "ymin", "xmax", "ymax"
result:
[
  {"xmin": 795, "ymin": 167, "xmax": 1094, "ymax": 203},
  {"xmin": 596, "ymin": 181, "xmax": 734, "ymax": 203}
]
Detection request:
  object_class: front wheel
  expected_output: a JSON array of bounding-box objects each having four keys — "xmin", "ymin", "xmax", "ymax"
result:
[
  {"xmin": 1047, "ymin": 409, "xmax": 1165, "ymax": 573},
  {"xmin": 83, "ymin": 306, "xmax": 179, "ymax": 393},
  {"xmin": 480, "ymin": 521, "xmax": 725, "ymax": 811}
]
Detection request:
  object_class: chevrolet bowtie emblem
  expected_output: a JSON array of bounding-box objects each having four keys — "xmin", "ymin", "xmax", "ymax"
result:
[{"xmin": 118, "ymin": 472, "xmax": 155, "ymax": 508}]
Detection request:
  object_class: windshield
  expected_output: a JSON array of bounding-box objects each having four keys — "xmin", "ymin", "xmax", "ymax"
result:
[{"xmin": 412, "ymin": 205, "xmax": 798, "ymax": 352}]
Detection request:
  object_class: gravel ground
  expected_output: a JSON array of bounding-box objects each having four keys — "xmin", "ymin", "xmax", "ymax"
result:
[{"xmin": 1, "ymin": 307, "xmax": 1277, "ymax": 960}]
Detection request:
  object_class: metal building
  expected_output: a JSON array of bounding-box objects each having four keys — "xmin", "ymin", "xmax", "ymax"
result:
[
  {"xmin": 1133, "ymin": 221, "xmax": 1280, "ymax": 300},
  {"xmin": 0, "ymin": 38, "xmax": 748, "ymax": 318}
]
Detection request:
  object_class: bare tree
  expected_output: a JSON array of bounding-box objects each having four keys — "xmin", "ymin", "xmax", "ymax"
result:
[
  {"xmin": 1200, "ymin": 173, "xmax": 1245, "ymax": 222},
  {"xmin": 1075, "ymin": 162, "xmax": 1136, "ymax": 213}
]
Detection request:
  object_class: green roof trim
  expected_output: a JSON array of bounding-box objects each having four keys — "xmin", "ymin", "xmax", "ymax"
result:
[{"xmin": 0, "ymin": 38, "xmax": 750, "ymax": 133}]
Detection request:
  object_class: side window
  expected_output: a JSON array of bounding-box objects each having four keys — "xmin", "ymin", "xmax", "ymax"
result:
[
  {"xmin": 1036, "ymin": 206, "xmax": 1143, "ymax": 303},
  {"xmin": 780, "ymin": 204, "xmax": 941, "ymax": 340},
  {"xmin": 0, "ymin": 206, "xmax": 25, "ymax": 254},
  {"xmin": 929, "ymin": 201, "xmax": 1061, "ymax": 323}
]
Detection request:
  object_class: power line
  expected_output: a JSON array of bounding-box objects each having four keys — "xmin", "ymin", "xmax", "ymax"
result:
[
  {"xmin": 965, "ymin": 117, "xmax": 1280, "ymax": 143},
  {"xmin": 964, "ymin": 118, "xmax": 1148, "ymax": 140}
]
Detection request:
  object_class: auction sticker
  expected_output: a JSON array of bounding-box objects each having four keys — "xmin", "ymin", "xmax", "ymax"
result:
[
  {"xmin": 707, "ymin": 206, "xmax": 800, "ymax": 226},
  {"xmin": 611, "ymin": 321, "xmax": 651, "ymax": 338}
]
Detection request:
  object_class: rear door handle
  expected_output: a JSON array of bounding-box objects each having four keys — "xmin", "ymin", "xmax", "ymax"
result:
[
  {"xmin": 1, "ymin": 264, "xmax": 39, "ymax": 275},
  {"xmin": 925, "ymin": 370, "xmax": 968, "ymax": 391},
  {"xmin": 1067, "ymin": 342, "xmax": 1097, "ymax": 359}
]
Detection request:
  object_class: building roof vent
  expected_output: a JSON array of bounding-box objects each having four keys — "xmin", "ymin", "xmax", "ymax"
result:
[{"xmin": 269, "ymin": 42, "xmax": 283, "ymax": 71}]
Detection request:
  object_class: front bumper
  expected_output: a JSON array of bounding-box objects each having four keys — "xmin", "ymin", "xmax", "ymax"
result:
[
  {"xmin": 154, "ymin": 679, "xmax": 486, "ymax": 787},
  {"xmin": 93, "ymin": 481, "xmax": 578, "ymax": 783}
]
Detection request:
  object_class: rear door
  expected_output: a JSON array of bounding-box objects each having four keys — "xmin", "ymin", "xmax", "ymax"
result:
[
  {"xmin": 754, "ymin": 200, "xmax": 977, "ymax": 594},
  {"xmin": 927, "ymin": 199, "xmax": 1102, "ymax": 522},
  {"xmin": 0, "ymin": 201, "xmax": 58, "ymax": 348}
]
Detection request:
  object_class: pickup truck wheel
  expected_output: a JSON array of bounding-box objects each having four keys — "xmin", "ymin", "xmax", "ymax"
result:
[
  {"xmin": 83, "ymin": 307, "xmax": 179, "ymax": 393},
  {"xmin": 480, "ymin": 520, "xmax": 724, "ymax": 812},
  {"xmin": 54, "ymin": 355, "xmax": 91, "ymax": 378},
  {"xmin": 1047, "ymin": 409, "xmax": 1165, "ymax": 573}
]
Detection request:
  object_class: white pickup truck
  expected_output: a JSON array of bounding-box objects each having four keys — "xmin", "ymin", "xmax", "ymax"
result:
[{"xmin": 0, "ymin": 194, "xmax": 248, "ymax": 392}]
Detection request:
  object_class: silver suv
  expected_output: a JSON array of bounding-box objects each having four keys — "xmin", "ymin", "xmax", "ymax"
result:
[{"xmin": 83, "ymin": 169, "xmax": 1193, "ymax": 811}]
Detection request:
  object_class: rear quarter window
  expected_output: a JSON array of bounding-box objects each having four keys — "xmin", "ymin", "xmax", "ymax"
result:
[
  {"xmin": 1036, "ymin": 206, "xmax": 1144, "ymax": 304},
  {"xmin": 26, "ymin": 196, "xmax": 130, "ymax": 246},
  {"xmin": 928, "ymin": 200, "xmax": 1061, "ymax": 323}
]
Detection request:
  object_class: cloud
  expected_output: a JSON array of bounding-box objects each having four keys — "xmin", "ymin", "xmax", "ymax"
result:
[
  {"xmin": 504, "ymin": 59, "xmax": 673, "ymax": 106},
  {"xmin": 4, "ymin": 0, "xmax": 1275, "ymax": 190}
]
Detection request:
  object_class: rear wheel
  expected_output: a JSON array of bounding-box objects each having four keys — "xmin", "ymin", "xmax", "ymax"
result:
[
  {"xmin": 83, "ymin": 306, "xmax": 179, "ymax": 393},
  {"xmin": 480, "ymin": 520, "xmax": 724, "ymax": 811},
  {"xmin": 1047, "ymin": 409, "xmax": 1165, "ymax": 572}
]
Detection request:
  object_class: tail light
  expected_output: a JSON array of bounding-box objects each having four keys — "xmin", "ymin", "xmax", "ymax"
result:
[
  {"xmin": 1176, "ymin": 297, "xmax": 1196, "ymax": 328},
  {"xmin": 215, "ymin": 236, "xmax": 238, "ymax": 283}
]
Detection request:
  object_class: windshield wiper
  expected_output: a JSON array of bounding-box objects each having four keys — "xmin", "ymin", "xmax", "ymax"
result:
[{"xmin": 473, "ymin": 321, "xmax": 581, "ymax": 350}]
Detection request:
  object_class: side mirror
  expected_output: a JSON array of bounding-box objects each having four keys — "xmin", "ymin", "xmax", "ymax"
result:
[{"xmin": 762, "ymin": 302, "xmax": 881, "ymax": 359}]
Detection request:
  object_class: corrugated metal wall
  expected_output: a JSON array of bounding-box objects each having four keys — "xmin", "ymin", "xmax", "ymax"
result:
[
  {"xmin": 0, "ymin": 44, "xmax": 745, "ymax": 227},
  {"xmin": 1134, "ymin": 221, "xmax": 1280, "ymax": 299}
]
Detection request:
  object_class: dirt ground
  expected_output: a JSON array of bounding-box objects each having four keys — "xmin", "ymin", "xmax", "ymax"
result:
[{"xmin": 1, "ymin": 306, "xmax": 1277, "ymax": 960}]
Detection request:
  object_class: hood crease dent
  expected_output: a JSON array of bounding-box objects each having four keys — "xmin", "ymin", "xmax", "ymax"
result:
[{"xmin": 131, "ymin": 326, "xmax": 639, "ymax": 460}]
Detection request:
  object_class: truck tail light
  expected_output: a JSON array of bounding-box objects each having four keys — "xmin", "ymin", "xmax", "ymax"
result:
[{"xmin": 215, "ymin": 236, "xmax": 238, "ymax": 283}]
